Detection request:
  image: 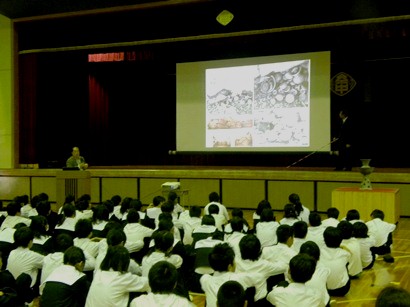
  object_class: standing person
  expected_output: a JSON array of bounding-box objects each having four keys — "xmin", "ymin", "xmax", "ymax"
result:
[
  {"xmin": 333, "ymin": 109, "xmax": 354, "ymax": 171},
  {"xmin": 66, "ymin": 146, "xmax": 88, "ymax": 170}
]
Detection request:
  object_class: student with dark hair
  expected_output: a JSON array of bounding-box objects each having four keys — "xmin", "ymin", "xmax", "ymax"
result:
[
  {"xmin": 291, "ymin": 220, "xmax": 308, "ymax": 253},
  {"xmin": 146, "ymin": 195, "xmax": 166, "ymax": 223},
  {"xmin": 320, "ymin": 226, "xmax": 351, "ymax": 296},
  {"xmin": 85, "ymin": 245, "xmax": 149, "ymax": 307},
  {"xmin": 168, "ymin": 190, "xmax": 185, "ymax": 217},
  {"xmin": 74, "ymin": 218, "xmax": 99, "ymax": 259},
  {"xmin": 40, "ymin": 246, "xmax": 90, "ymax": 307},
  {"xmin": 204, "ymin": 192, "xmax": 229, "ymax": 222},
  {"xmin": 123, "ymin": 208, "xmax": 152, "ymax": 256},
  {"xmin": 7, "ymin": 226, "xmax": 44, "ymax": 294},
  {"xmin": 279, "ymin": 203, "xmax": 300, "ymax": 226},
  {"xmin": 261, "ymin": 224, "xmax": 297, "ymax": 266},
  {"xmin": 321, "ymin": 207, "xmax": 340, "ymax": 228},
  {"xmin": 0, "ymin": 222, "xmax": 26, "ymax": 270},
  {"xmin": 200, "ymin": 243, "xmax": 257, "ymax": 307},
  {"xmin": 299, "ymin": 241, "xmax": 331, "ymax": 307},
  {"xmin": 37, "ymin": 200, "xmax": 59, "ymax": 236},
  {"xmin": 75, "ymin": 195, "xmax": 93, "ymax": 221},
  {"xmin": 252, "ymin": 200, "xmax": 272, "ymax": 230},
  {"xmin": 54, "ymin": 203, "xmax": 77, "ymax": 236},
  {"xmin": 337, "ymin": 220, "xmax": 362, "ymax": 278},
  {"xmin": 217, "ymin": 280, "xmax": 247, "ymax": 307},
  {"xmin": 192, "ymin": 215, "xmax": 219, "ymax": 247},
  {"xmin": 344, "ymin": 209, "xmax": 363, "ymax": 224},
  {"xmin": 91, "ymin": 204, "xmax": 110, "ymax": 238},
  {"xmin": 267, "ymin": 253, "xmax": 323, "ymax": 306},
  {"xmin": 224, "ymin": 208, "xmax": 249, "ymax": 234},
  {"xmin": 208, "ymin": 203, "xmax": 227, "ymax": 231},
  {"xmin": 306, "ymin": 212, "xmax": 326, "ymax": 249},
  {"xmin": 181, "ymin": 205, "xmax": 202, "ymax": 245},
  {"xmin": 288, "ymin": 193, "xmax": 310, "ymax": 223},
  {"xmin": 376, "ymin": 285, "xmax": 410, "ymax": 307},
  {"xmin": 352, "ymin": 221, "xmax": 376, "ymax": 269},
  {"xmin": 0, "ymin": 202, "xmax": 31, "ymax": 231},
  {"xmin": 224, "ymin": 216, "xmax": 246, "ymax": 259},
  {"xmin": 366, "ymin": 209, "xmax": 396, "ymax": 263},
  {"xmin": 29, "ymin": 215, "xmax": 54, "ymax": 255},
  {"xmin": 130, "ymin": 261, "xmax": 195, "ymax": 307},
  {"xmin": 255, "ymin": 208, "xmax": 279, "ymax": 248},
  {"xmin": 236, "ymin": 234, "xmax": 287, "ymax": 304}
]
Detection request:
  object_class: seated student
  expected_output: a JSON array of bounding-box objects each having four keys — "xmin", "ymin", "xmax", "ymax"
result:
[
  {"xmin": 337, "ymin": 220, "xmax": 362, "ymax": 278},
  {"xmin": 217, "ymin": 280, "xmax": 247, "ymax": 307},
  {"xmin": 321, "ymin": 207, "xmax": 340, "ymax": 228},
  {"xmin": 291, "ymin": 220, "xmax": 309, "ymax": 253},
  {"xmin": 224, "ymin": 208, "xmax": 249, "ymax": 234},
  {"xmin": 109, "ymin": 195, "xmax": 122, "ymax": 222},
  {"xmin": 261, "ymin": 224, "xmax": 297, "ymax": 266},
  {"xmin": 305, "ymin": 212, "xmax": 326, "ymax": 249},
  {"xmin": 255, "ymin": 208, "xmax": 279, "ymax": 248},
  {"xmin": 236, "ymin": 234, "xmax": 287, "ymax": 304},
  {"xmin": 200, "ymin": 243, "xmax": 257, "ymax": 307},
  {"xmin": 267, "ymin": 253, "xmax": 324, "ymax": 307},
  {"xmin": 344, "ymin": 209, "xmax": 364, "ymax": 224},
  {"xmin": 366, "ymin": 209, "xmax": 397, "ymax": 263},
  {"xmin": 180, "ymin": 206, "xmax": 202, "ymax": 245},
  {"xmin": 279, "ymin": 203, "xmax": 300, "ymax": 226},
  {"xmin": 320, "ymin": 226, "xmax": 351, "ymax": 297},
  {"xmin": 6, "ymin": 226, "xmax": 44, "ymax": 295},
  {"xmin": 208, "ymin": 204, "xmax": 227, "ymax": 232},
  {"xmin": 130, "ymin": 261, "xmax": 195, "ymax": 307},
  {"xmin": 145, "ymin": 195, "xmax": 166, "ymax": 228},
  {"xmin": 204, "ymin": 192, "xmax": 229, "ymax": 223},
  {"xmin": 123, "ymin": 209, "xmax": 152, "ymax": 254},
  {"xmin": 192, "ymin": 215, "xmax": 219, "ymax": 247},
  {"xmin": 75, "ymin": 194, "xmax": 93, "ymax": 221},
  {"xmin": 0, "ymin": 222, "xmax": 26, "ymax": 270},
  {"xmin": 289, "ymin": 193, "xmax": 310, "ymax": 224},
  {"xmin": 127, "ymin": 198, "xmax": 146, "ymax": 222},
  {"xmin": 224, "ymin": 217, "xmax": 246, "ymax": 259},
  {"xmin": 299, "ymin": 241, "xmax": 331, "ymax": 307},
  {"xmin": 54, "ymin": 203, "xmax": 78, "ymax": 236},
  {"xmin": 252, "ymin": 200, "xmax": 272, "ymax": 231},
  {"xmin": 36, "ymin": 200, "xmax": 59, "ymax": 236},
  {"xmin": 29, "ymin": 215, "xmax": 54, "ymax": 256},
  {"xmin": 85, "ymin": 246, "xmax": 149, "ymax": 307},
  {"xmin": 74, "ymin": 218, "xmax": 100, "ymax": 259},
  {"xmin": 167, "ymin": 190, "xmax": 185, "ymax": 217},
  {"xmin": 91, "ymin": 204, "xmax": 110, "ymax": 238},
  {"xmin": 40, "ymin": 246, "xmax": 91, "ymax": 307},
  {"xmin": 0, "ymin": 202, "xmax": 31, "ymax": 231},
  {"xmin": 376, "ymin": 285, "xmax": 410, "ymax": 307},
  {"xmin": 352, "ymin": 221, "xmax": 376, "ymax": 270}
]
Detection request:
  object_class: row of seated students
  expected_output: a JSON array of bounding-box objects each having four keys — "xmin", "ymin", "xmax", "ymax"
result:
[{"xmin": 0, "ymin": 191, "xmax": 398, "ymax": 306}]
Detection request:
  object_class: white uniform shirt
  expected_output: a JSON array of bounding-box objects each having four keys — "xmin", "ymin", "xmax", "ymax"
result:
[
  {"xmin": 255, "ymin": 221, "xmax": 280, "ymax": 248},
  {"xmin": 204, "ymin": 202, "xmax": 229, "ymax": 222},
  {"xmin": 141, "ymin": 251, "xmax": 183, "ymax": 277},
  {"xmin": 261, "ymin": 242, "xmax": 297, "ymax": 266},
  {"xmin": 366, "ymin": 218, "xmax": 396, "ymax": 247},
  {"xmin": 123, "ymin": 223, "xmax": 152, "ymax": 253},
  {"xmin": 357, "ymin": 236, "xmax": 376, "ymax": 268},
  {"xmin": 130, "ymin": 292, "xmax": 195, "ymax": 307},
  {"xmin": 320, "ymin": 246, "xmax": 350, "ymax": 290},
  {"xmin": 0, "ymin": 215, "xmax": 31, "ymax": 231},
  {"xmin": 341, "ymin": 237, "xmax": 363, "ymax": 276},
  {"xmin": 321, "ymin": 217, "xmax": 340, "ymax": 228},
  {"xmin": 7, "ymin": 246, "xmax": 44, "ymax": 287},
  {"xmin": 267, "ymin": 282, "xmax": 324, "ymax": 307}
]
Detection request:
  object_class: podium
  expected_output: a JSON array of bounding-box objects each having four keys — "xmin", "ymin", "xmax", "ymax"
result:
[
  {"xmin": 332, "ymin": 187, "xmax": 400, "ymax": 224},
  {"xmin": 56, "ymin": 170, "xmax": 91, "ymax": 210}
]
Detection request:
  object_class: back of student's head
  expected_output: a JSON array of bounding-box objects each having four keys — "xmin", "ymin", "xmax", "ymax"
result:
[
  {"xmin": 6, "ymin": 202, "xmax": 21, "ymax": 216},
  {"xmin": 101, "ymin": 221, "xmax": 123, "ymax": 238},
  {"xmin": 102, "ymin": 200, "xmax": 114, "ymax": 214},
  {"xmin": 283, "ymin": 203, "xmax": 298, "ymax": 218},
  {"xmin": 239, "ymin": 234, "xmax": 261, "ymax": 261},
  {"xmin": 371, "ymin": 209, "xmax": 385, "ymax": 220},
  {"xmin": 327, "ymin": 207, "xmax": 340, "ymax": 219},
  {"xmin": 120, "ymin": 197, "xmax": 132, "ymax": 214},
  {"xmin": 288, "ymin": 193, "xmax": 303, "ymax": 214},
  {"xmin": 293, "ymin": 220, "xmax": 308, "ymax": 239},
  {"xmin": 189, "ymin": 206, "xmax": 201, "ymax": 218},
  {"xmin": 230, "ymin": 216, "xmax": 244, "ymax": 232},
  {"xmin": 75, "ymin": 218, "xmax": 93, "ymax": 239},
  {"xmin": 111, "ymin": 195, "xmax": 122, "ymax": 206},
  {"xmin": 65, "ymin": 193, "xmax": 75, "ymax": 204},
  {"xmin": 75, "ymin": 199, "xmax": 89, "ymax": 211},
  {"xmin": 231, "ymin": 208, "xmax": 244, "ymax": 219},
  {"xmin": 100, "ymin": 245, "xmax": 130, "ymax": 273},
  {"xmin": 29, "ymin": 215, "xmax": 48, "ymax": 237},
  {"xmin": 64, "ymin": 246, "xmax": 85, "ymax": 266},
  {"xmin": 126, "ymin": 208, "xmax": 140, "ymax": 223},
  {"xmin": 256, "ymin": 200, "xmax": 271, "ymax": 216},
  {"xmin": 202, "ymin": 214, "xmax": 216, "ymax": 226},
  {"xmin": 276, "ymin": 224, "xmax": 294, "ymax": 243},
  {"xmin": 209, "ymin": 192, "xmax": 220, "ymax": 203},
  {"xmin": 36, "ymin": 200, "xmax": 51, "ymax": 217},
  {"xmin": 148, "ymin": 261, "xmax": 178, "ymax": 294},
  {"xmin": 308, "ymin": 212, "xmax": 322, "ymax": 227},
  {"xmin": 129, "ymin": 198, "xmax": 143, "ymax": 212},
  {"xmin": 106, "ymin": 228, "xmax": 127, "ymax": 247},
  {"xmin": 167, "ymin": 191, "xmax": 179, "ymax": 203},
  {"xmin": 161, "ymin": 200, "xmax": 174, "ymax": 214},
  {"xmin": 352, "ymin": 221, "xmax": 369, "ymax": 238},
  {"xmin": 153, "ymin": 230, "xmax": 174, "ymax": 253},
  {"xmin": 209, "ymin": 243, "xmax": 235, "ymax": 272},
  {"xmin": 346, "ymin": 209, "xmax": 360, "ymax": 221},
  {"xmin": 92, "ymin": 204, "xmax": 109, "ymax": 222},
  {"xmin": 217, "ymin": 280, "xmax": 246, "ymax": 307},
  {"xmin": 323, "ymin": 226, "xmax": 343, "ymax": 248},
  {"xmin": 376, "ymin": 285, "xmax": 410, "ymax": 307},
  {"xmin": 30, "ymin": 195, "xmax": 41, "ymax": 209},
  {"xmin": 54, "ymin": 233, "xmax": 74, "ymax": 252},
  {"xmin": 38, "ymin": 192, "xmax": 49, "ymax": 202},
  {"xmin": 62, "ymin": 203, "xmax": 76, "ymax": 217},
  {"xmin": 157, "ymin": 218, "xmax": 174, "ymax": 232},
  {"xmin": 13, "ymin": 226, "xmax": 34, "ymax": 247},
  {"xmin": 208, "ymin": 204, "xmax": 220, "ymax": 215},
  {"xmin": 289, "ymin": 253, "xmax": 316, "ymax": 283},
  {"xmin": 299, "ymin": 240, "xmax": 320, "ymax": 261},
  {"xmin": 337, "ymin": 220, "xmax": 353, "ymax": 239},
  {"xmin": 260, "ymin": 208, "xmax": 274, "ymax": 222},
  {"xmin": 152, "ymin": 195, "xmax": 165, "ymax": 207}
]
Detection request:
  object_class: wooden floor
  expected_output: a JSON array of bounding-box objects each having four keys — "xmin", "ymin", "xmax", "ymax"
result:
[{"xmin": 191, "ymin": 211, "xmax": 410, "ymax": 307}]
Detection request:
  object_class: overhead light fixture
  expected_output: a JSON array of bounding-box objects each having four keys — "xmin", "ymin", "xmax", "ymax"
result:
[{"xmin": 216, "ymin": 10, "xmax": 234, "ymax": 26}]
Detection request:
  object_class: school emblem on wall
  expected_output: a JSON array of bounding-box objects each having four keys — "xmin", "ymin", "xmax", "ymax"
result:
[{"xmin": 331, "ymin": 72, "xmax": 356, "ymax": 96}]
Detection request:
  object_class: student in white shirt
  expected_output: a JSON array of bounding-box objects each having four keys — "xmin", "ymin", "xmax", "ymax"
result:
[
  {"xmin": 306, "ymin": 212, "xmax": 326, "ymax": 249},
  {"xmin": 321, "ymin": 207, "xmax": 340, "ymax": 228},
  {"xmin": 261, "ymin": 224, "xmax": 297, "ymax": 267},
  {"xmin": 352, "ymin": 221, "xmax": 376, "ymax": 270},
  {"xmin": 204, "ymin": 192, "xmax": 229, "ymax": 222},
  {"xmin": 279, "ymin": 203, "xmax": 300, "ymax": 226},
  {"xmin": 130, "ymin": 261, "xmax": 195, "ymax": 307},
  {"xmin": 180, "ymin": 206, "xmax": 202, "ymax": 245},
  {"xmin": 255, "ymin": 208, "xmax": 279, "ymax": 248},
  {"xmin": 208, "ymin": 204, "xmax": 227, "ymax": 232},
  {"xmin": 337, "ymin": 220, "xmax": 363, "ymax": 278},
  {"xmin": 85, "ymin": 246, "xmax": 149, "ymax": 307},
  {"xmin": 0, "ymin": 202, "xmax": 31, "ymax": 231},
  {"xmin": 289, "ymin": 193, "xmax": 310, "ymax": 224},
  {"xmin": 224, "ymin": 217, "xmax": 246, "ymax": 259},
  {"xmin": 291, "ymin": 220, "xmax": 309, "ymax": 253},
  {"xmin": 123, "ymin": 209, "xmax": 152, "ymax": 254}
]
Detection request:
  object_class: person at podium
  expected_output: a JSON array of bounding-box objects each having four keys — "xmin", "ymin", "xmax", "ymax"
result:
[{"xmin": 66, "ymin": 146, "xmax": 88, "ymax": 170}]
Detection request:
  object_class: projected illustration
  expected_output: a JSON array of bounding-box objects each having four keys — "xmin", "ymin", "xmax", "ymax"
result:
[{"xmin": 206, "ymin": 60, "xmax": 310, "ymax": 148}]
